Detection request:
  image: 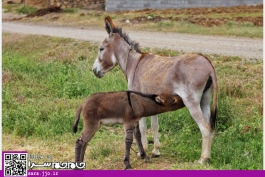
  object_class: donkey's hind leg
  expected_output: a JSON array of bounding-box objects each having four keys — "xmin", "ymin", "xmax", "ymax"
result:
[
  {"xmin": 198, "ymin": 86, "xmax": 214, "ymax": 164},
  {"xmin": 75, "ymin": 122, "xmax": 101, "ymax": 163},
  {"xmin": 200, "ymin": 85, "xmax": 213, "ymax": 124},
  {"xmin": 134, "ymin": 123, "xmax": 150, "ymax": 162},
  {"xmin": 184, "ymin": 99, "xmax": 213, "ymax": 164}
]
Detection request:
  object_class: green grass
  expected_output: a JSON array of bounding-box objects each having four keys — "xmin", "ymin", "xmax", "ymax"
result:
[
  {"xmin": 2, "ymin": 33, "xmax": 262, "ymax": 169},
  {"xmin": 2, "ymin": 3, "xmax": 22, "ymax": 13},
  {"xmin": 63, "ymin": 8, "xmax": 78, "ymax": 13},
  {"xmin": 16, "ymin": 6, "xmax": 37, "ymax": 15}
]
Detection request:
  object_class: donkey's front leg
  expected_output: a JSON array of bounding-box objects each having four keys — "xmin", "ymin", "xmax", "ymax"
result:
[
  {"xmin": 124, "ymin": 128, "xmax": 134, "ymax": 169},
  {"xmin": 134, "ymin": 123, "xmax": 150, "ymax": 162},
  {"xmin": 139, "ymin": 117, "xmax": 148, "ymax": 151},
  {"xmin": 151, "ymin": 115, "xmax": 161, "ymax": 157}
]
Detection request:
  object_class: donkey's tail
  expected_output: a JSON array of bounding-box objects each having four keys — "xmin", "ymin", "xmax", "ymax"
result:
[
  {"xmin": 210, "ymin": 70, "xmax": 218, "ymax": 131},
  {"xmin": 73, "ymin": 105, "xmax": 83, "ymax": 133}
]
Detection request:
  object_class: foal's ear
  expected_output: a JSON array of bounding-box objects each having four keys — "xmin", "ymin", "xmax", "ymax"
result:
[
  {"xmin": 172, "ymin": 94, "xmax": 180, "ymax": 103},
  {"xmin": 155, "ymin": 95, "xmax": 165, "ymax": 104},
  {"xmin": 105, "ymin": 16, "xmax": 115, "ymax": 36}
]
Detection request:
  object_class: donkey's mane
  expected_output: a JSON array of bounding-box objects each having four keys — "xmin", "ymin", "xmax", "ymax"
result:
[{"xmin": 113, "ymin": 27, "xmax": 142, "ymax": 53}]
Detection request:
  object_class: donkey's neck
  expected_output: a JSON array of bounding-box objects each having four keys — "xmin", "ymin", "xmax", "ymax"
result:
[
  {"xmin": 114, "ymin": 44, "xmax": 142, "ymax": 86},
  {"xmin": 126, "ymin": 51, "xmax": 143, "ymax": 87}
]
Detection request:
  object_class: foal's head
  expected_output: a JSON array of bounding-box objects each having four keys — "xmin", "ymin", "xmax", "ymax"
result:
[
  {"xmin": 154, "ymin": 92, "xmax": 184, "ymax": 112},
  {"xmin": 92, "ymin": 16, "xmax": 141, "ymax": 78},
  {"xmin": 155, "ymin": 93, "xmax": 182, "ymax": 107}
]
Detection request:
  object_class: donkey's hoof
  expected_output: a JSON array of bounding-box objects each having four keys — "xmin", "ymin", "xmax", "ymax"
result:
[
  {"xmin": 151, "ymin": 154, "xmax": 160, "ymax": 158},
  {"xmin": 195, "ymin": 158, "xmax": 210, "ymax": 164},
  {"xmin": 151, "ymin": 148, "xmax": 160, "ymax": 158}
]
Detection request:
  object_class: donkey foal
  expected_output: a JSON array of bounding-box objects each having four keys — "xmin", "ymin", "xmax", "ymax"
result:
[{"xmin": 73, "ymin": 91, "xmax": 184, "ymax": 169}]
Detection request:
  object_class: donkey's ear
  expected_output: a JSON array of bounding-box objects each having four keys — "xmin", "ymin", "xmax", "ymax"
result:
[
  {"xmin": 155, "ymin": 95, "xmax": 165, "ymax": 104},
  {"xmin": 105, "ymin": 16, "xmax": 115, "ymax": 36}
]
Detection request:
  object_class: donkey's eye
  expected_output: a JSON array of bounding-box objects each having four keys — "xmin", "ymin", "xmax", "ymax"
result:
[{"xmin": 99, "ymin": 47, "xmax": 104, "ymax": 52}]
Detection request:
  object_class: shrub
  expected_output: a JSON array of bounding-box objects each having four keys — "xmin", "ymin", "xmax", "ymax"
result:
[{"xmin": 16, "ymin": 6, "xmax": 37, "ymax": 14}]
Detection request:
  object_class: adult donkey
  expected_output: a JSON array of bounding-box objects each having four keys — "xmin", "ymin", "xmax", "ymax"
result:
[{"xmin": 92, "ymin": 16, "xmax": 218, "ymax": 164}]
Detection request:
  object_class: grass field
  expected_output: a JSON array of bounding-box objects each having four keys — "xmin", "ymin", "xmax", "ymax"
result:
[{"xmin": 2, "ymin": 32, "xmax": 262, "ymax": 169}]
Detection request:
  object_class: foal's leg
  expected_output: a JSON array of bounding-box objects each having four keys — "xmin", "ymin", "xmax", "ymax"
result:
[
  {"xmin": 151, "ymin": 115, "xmax": 161, "ymax": 157},
  {"xmin": 139, "ymin": 117, "xmax": 148, "ymax": 150},
  {"xmin": 75, "ymin": 138, "xmax": 87, "ymax": 162},
  {"xmin": 124, "ymin": 124, "xmax": 134, "ymax": 170},
  {"xmin": 134, "ymin": 123, "xmax": 150, "ymax": 162},
  {"xmin": 75, "ymin": 122, "xmax": 101, "ymax": 163}
]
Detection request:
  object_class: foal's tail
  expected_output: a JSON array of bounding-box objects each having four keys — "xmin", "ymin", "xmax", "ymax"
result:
[
  {"xmin": 210, "ymin": 70, "xmax": 218, "ymax": 131},
  {"xmin": 73, "ymin": 105, "xmax": 83, "ymax": 133}
]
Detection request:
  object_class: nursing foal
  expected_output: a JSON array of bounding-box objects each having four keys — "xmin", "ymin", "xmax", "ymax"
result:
[{"xmin": 73, "ymin": 91, "xmax": 184, "ymax": 169}]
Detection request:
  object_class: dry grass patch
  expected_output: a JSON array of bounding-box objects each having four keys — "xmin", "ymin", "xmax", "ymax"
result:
[
  {"xmin": 2, "ymin": 70, "xmax": 13, "ymax": 84},
  {"xmin": 2, "ymin": 33, "xmax": 98, "ymax": 64},
  {"xmin": 210, "ymin": 55, "xmax": 263, "ymax": 118},
  {"xmin": 3, "ymin": 4, "xmax": 263, "ymax": 37}
]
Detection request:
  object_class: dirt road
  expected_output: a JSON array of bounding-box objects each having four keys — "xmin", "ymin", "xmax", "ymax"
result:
[{"xmin": 2, "ymin": 21, "xmax": 263, "ymax": 61}]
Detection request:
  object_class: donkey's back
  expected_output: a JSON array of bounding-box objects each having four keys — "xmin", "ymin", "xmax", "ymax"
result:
[{"xmin": 133, "ymin": 53, "xmax": 215, "ymax": 95}]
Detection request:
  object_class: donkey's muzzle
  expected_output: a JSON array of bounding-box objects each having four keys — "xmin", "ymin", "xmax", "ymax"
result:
[{"xmin": 93, "ymin": 68, "xmax": 104, "ymax": 78}]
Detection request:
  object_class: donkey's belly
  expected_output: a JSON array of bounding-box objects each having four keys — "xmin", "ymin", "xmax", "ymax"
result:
[{"xmin": 140, "ymin": 81, "xmax": 174, "ymax": 94}]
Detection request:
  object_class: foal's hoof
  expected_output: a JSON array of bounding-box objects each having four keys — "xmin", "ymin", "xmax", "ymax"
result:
[
  {"xmin": 144, "ymin": 156, "xmax": 151, "ymax": 163},
  {"xmin": 195, "ymin": 158, "xmax": 211, "ymax": 164},
  {"xmin": 124, "ymin": 166, "xmax": 132, "ymax": 170},
  {"xmin": 73, "ymin": 168, "xmax": 83, "ymax": 170}
]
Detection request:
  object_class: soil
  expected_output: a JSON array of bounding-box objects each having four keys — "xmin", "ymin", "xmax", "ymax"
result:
[
  {"xmin": 119, "ymin": 4, "xmax": 263, "ymax": 27},
  {"xmin": 25, "ymin": 6, "xmax": 62, "ymax": 18},
  {"xmin": 5, "ymin": 4, "xmax": 262, "ymax": 27},
  {"xmin": 2, "ymin": 6, "xmax": 62, "ymax": 21}
]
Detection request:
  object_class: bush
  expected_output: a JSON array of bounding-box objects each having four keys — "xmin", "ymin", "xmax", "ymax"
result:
[{"xmin": 16, "ymin": 6, "xmax": 37, "ymax": 14}]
